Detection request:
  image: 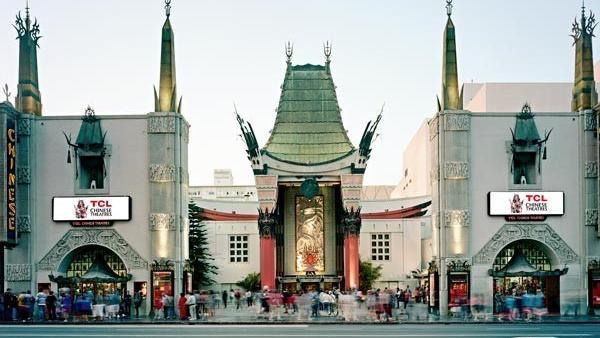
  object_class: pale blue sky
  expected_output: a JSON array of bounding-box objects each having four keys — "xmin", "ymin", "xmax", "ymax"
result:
[{"xmin": 0, "ymin": 0, "xmax": 597, "ymax": 186}]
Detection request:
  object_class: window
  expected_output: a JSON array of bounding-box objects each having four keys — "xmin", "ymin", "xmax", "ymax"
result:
[
  {"xmin": 512, "ymin": 152, "xmax": 537, "ymax": 185},
  {"xmin": 370, "ymin": 233, "xmax": 390, "ymax": 261},
  {"xmin": 79, "ymin": 155, "xmax": 105, "ymax": 189},
  {"xmin": 229, "ymin": 235, "xmax": 249, "ymax": 263}
]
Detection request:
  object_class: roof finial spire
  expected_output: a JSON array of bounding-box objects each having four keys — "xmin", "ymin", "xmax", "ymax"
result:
[
  {"xmin": 285, "ymin": 41, "xmax": 293, "ymax": 64},
  {"xmin": 446, "ymin": 0, "xmax": 453, "ymax": 17},
  {"xmin": 3, "ymin": 84, "xmax": 11, "ymax": 103},
  {"xmin": 165, "ymin": 0, "xmax": 172, "ymax": 18},
  {"xmin": 324, "ymin": 41, "xmax": 332, "ymax": 63}
]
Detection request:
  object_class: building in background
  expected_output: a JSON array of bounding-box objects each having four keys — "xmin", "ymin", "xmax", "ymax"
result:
[{"xmin": 0, "ymin": 3, "xmax": 190, "ymax": 315}]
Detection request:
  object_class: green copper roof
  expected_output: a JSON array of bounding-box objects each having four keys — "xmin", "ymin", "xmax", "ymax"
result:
[{"xmin": 263, "ymin": 63, "xmax": 355, "ymax": 165}]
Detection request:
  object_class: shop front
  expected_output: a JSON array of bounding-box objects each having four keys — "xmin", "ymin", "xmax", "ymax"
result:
[
  {"xmin": 589, "ymin": 259, "xmax": 600, "ymax": 315},
  {"xmin": 490, "ymin": 239, "xmax": 566, "ymax": 314}
]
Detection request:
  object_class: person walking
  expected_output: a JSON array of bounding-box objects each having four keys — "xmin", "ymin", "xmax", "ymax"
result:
[
  {"xmin": 221, "ymin": 290, "xmax": 228, "ymax": 309},
  {"xmin": 245, "ymin": 290, "xmax": 253, "ymax": 307},
  {"xmin": 234, "ymin": 289, "xmax": 241, "ymax": 310},
  {"xmin": 35, "ymin": 289, "xmax": 47, "ymax": 321},
  {"xmin": 46, "ymin": 291, "xmax": 57, "ymax": 321},
  {"xmin": 177, "ymin": 293, "xmax": 188, "ymax": 320},
  {"xmin": 60, "ymin": 292, "xmax": 71, "ymax": 322},
  {"xmin": 122, "ymin": 291, "xmax": 132, "ymax": 318},
  {"xmin": 185, "ymin": 292, "xmax": 197, "ymax": 320},
  {"xmin": 133, "ymin": 291, "xmax": 143, "ymax": 318}
]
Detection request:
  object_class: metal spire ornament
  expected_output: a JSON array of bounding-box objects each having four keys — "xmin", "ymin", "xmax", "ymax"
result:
[
  {"xmin": 285, "ymin": 41, "xmax": 293, "ymax": 63},
  {"xmin": 446, "ymin": 0, "xmax": 453, "ymax": 17},
  {"xmin": 165, "ymin": 0, "xmax": 172, "ymax": 18},
  {"xmin": 2, "ymin": 84, "xmax": 10, "ymax": 102},
  {"xmin": 324, "ymin": 41, "xmax": 332, "ymax": 63}
]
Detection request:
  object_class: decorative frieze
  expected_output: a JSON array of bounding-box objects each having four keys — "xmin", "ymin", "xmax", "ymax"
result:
[
  {"xmin": 585, "ymin": 111, "xmax": 597, "ymax": 131},
  {"xmin": 5, "ymin": 264, "xmax": 31, "ymax": 281},
  {"xmin": 258, "ymin": 208, "xmax": 277, "ymax": 238},
  {"xmin": 588, "ymin": 257, "xmax": 600, "ymax": 270},
  {"xmin": 149, "ymin": 213, "xmax": 175, "ymax": 231},
  {"xmin": 17, "ymin": 119, "xmax": 31, "ymax": 136},
  {"xmin": 255, "ymin": 175, "xmax": 278, "ymax": 211},
  {"xmin": 341, "ymin": 174, "xmax": 364, "ymax": 210},
  {"xmin": 585, "ymin": 161, "xmax": 598, "ymax": 178},
  {"xmin": 444, "ymin": 161, "xmax": 469, "ymax": 179},
  {"xmin": 17, "ymin": 167, "xmax": 30, "ymax": 184},
  {"xmin": 444, "ymin": 210, "xmax": 470, "ymax": 227},
  {"xmin": 149, "ymin": 164, "xmax": 176, "ymax": 182},
  {"xmin": 148, "ymin": 116, "xmax": 176, "ymax": 133},
  {"xmin": 446, "ymin": 258, "xmax": 471, "ymax": 272},
  {"xmin": 473, "ymin": 223, "xmax": 578, "ymax": 265},
  {"xmin": 17, "ymin": 215, "xmax": 30, "ymax": 233},
  {"xmin": 342, "ymin": 207, "xmax": 362, "ymax": 236},
  {"xmin": 37, "ymin": 229, "xmax": 148, "ymax": 271},
  {"xmin": 585, "ymin": 209, "xmax": 598, "ymax": 226},
  {"xmin": 444, "ymin": 114, "xmax": 470, "ymax": 131}
]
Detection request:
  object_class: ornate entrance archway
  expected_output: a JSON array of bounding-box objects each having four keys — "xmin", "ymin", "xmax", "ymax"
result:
[{"xmin": 489, "ymin": 239, "xmax": 566, "ymax": 314}]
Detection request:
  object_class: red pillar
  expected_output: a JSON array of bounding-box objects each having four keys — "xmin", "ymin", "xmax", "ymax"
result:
[
  {"xmin": 260, "ymin": 236, "xmax": 276, "ymax": 290},
  {"xmin": 344, "ymin": 234, "xmax": 359, "ymax": 290}
]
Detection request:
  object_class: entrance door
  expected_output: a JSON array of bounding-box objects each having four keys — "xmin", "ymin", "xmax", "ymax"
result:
[{"xmin": 545, "ymin": 275, "xmax": 559, "ymax": 314}]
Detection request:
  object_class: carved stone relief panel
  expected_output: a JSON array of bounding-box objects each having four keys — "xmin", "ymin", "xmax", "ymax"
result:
[
  {"xmin": 149, "ymin": 164, "xmax": 176, "ymax": 182},
  {"xmin": 17, "ymin": 167, "xmax": 30, "ymax": 184},
  {"xmin": 585, "ymin": 209, "xmax": 598, "ymax": 226},
  {"xmin": 444, "ymin": 210, "xmax": 470, "ymax": 227},
  {"xmin": 472, "ymin": 223, "xmax": 578, "ymax": 265},
  {"xmin": 444, "ymin": 114, "xmax": 470, "ymax": 131},
  {"xmin": 150, "ymin": 213, "xmax": 176, "ymax": 231},
  {"xmin": 148, "ymin": 116, "xmax": 176, "ymax": 133},
  {"xmin": 444, "ymin": 161, "xmax": 469, "ymax": 179},
  {"xmin": 37, "ymin": 229, "xmax": 148, "ymax": 271},
  {"xmin": 6, "ymin": 264, "xmax": 31, "ymax": 281},
  {"xmin": 585, "ymin": 161, "xmax": 598, "ymax": 178}
]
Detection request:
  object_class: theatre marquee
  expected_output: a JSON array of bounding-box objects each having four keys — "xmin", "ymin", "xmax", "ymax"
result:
[
  {"xmin": 52, "ymin": 196, "xmax": 131, "ymax": 226},
  {"xmin": 488, "ymin": 192, "xmax": 564, "ymax": 220}
]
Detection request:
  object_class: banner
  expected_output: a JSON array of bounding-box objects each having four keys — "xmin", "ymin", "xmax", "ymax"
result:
[
  {"xmin": 488, "ymin": 191, "xmax": 564, "ymax": 216},
  {"xmin": 52, "ymin": 196, "xmax": 131, "ymax": 226},
  {"xmin": 5, "ymin": 118, "xmax": 16, "ymax": 244}
]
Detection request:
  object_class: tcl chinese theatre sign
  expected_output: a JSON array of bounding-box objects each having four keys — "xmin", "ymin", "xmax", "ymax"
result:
[
  {"xmin": 52, "ymin": 196, "xmax": 131, "ymax": 226},
  {"xmin": 488, "ymin": 191, "xmax": 564, "ymax": 221},
  {"xmin": 4, "ymin": 118, "xmax": 17, "ymax": 245}
]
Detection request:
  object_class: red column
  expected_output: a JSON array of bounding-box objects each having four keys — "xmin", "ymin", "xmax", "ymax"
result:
[
  {"xmin": 260, "ymin": 236, "xmax": 276, "ymax": 290},
  {"xmin": 344, "ymin": 234, "xmax": 359, "ymax": 290}
]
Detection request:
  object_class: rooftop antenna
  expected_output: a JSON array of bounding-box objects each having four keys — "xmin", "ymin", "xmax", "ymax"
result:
[{"xmin": 165, "ymin": 0, "xmax": 172, "ymax": 18}]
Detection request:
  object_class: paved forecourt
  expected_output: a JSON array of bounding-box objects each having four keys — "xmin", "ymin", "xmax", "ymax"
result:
[{"xmin": 0, "ymin": 324, "xmax": 599, "ymax": 338}]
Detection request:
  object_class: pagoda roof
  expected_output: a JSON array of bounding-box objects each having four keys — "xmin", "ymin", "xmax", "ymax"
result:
[{"xmin": 263, "ymin": 63, "xmax": 355, "ymax": 165}]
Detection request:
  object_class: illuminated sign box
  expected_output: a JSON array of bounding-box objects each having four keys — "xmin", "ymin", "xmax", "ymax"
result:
[
  {"xmin": 52, "ymin": 196, "xmax": 131, "ymax": 226},
  {"xmin": 488, "ymin": 192, "xmax": 564, "ymax": 218}
]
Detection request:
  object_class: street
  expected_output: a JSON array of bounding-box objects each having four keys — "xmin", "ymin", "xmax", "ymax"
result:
[{"xmin": 0, "ymin": 324, "xmax": 598, "ymax": 338}]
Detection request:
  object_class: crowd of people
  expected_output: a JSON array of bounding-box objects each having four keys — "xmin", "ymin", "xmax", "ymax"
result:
[
  {"xmin": 170, "ymin": 285, "xmax": 431, "ymax": 322},
  {"xmin": 494, "ymin": 286, "xmax": 547, "ymax": 321},
  {"xmin": 0, "ymin": 287, "xmax": 147, "ymax": 322}
]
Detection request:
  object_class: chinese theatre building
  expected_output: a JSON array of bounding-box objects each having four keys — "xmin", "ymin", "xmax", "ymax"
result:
[
  {"xmin": 234, "ymin": 43, "xmax": 426, "ymax": 291},
  {"xmin": 428, "ymin": 2, "xmax": 600, "ymax": 316},
  {"xmin": 1, "ymin": 3, "xmax": 189, "ymax": 313}
]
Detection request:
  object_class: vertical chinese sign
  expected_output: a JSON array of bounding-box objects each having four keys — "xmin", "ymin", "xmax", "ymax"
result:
[{"xmin": 6, "ymin": 118, "xmax": 16, "ymax": 245}]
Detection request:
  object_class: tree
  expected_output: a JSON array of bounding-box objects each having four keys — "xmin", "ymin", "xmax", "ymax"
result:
[
  {"xmin": 235, "ymin": 272, "xmax": 261, "ymax": 292},
  {"xmin": 359, "ymin": 260, "xmax": 383, "ymax": 291},
  {"xmin": 188, "ymin": 202, "xmax": 218, "ymax": 287}
]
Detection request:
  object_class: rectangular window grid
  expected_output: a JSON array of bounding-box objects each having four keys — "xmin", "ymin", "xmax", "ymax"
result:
[
  {"xmin": 371, "ymin": 233, "xmax": 390, "ymax": 261},
  {"xmin": 229, "ymin": 235, "xmax": 249, "ymax": 263}
]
